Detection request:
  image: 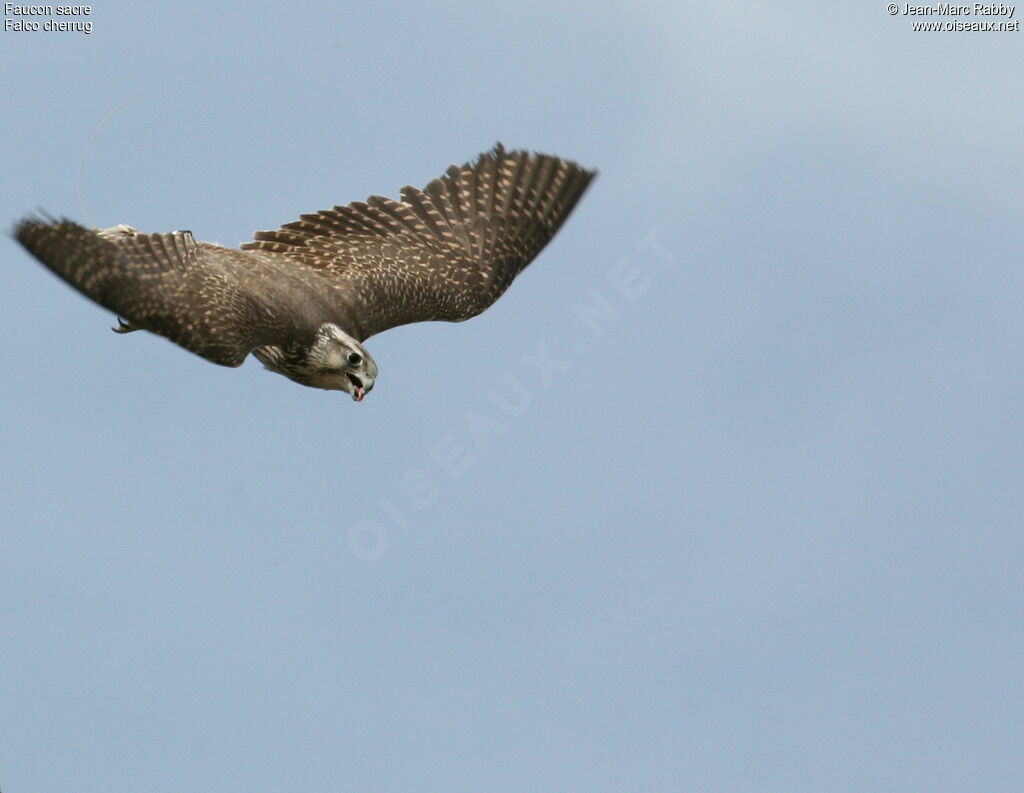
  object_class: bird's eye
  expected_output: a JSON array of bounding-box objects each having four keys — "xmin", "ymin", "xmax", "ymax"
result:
[{"xmin": 347, "ymin": 352, "xmax": 362, "ymax": 366}]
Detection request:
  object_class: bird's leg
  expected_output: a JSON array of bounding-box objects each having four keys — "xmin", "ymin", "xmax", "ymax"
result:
[
  {"xmin": 112, "ymin": 317, "xmax": 141, "ymax": 334},
  {"xmin": 97, "ymin": 224, "xmax": 139, "ymax": 240}
]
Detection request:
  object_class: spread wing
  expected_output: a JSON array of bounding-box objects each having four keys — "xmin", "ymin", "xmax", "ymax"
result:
[
  {"xmin": 241, "ymin": 144, "xmax": 596, "ymax": 341},
  {"xmin": 13, "ymin": 145, "xmax": 595, "ymax": 366},
  {"xmin": 13, "ymin": 219, "xmax": 322, "ymax": 366}
]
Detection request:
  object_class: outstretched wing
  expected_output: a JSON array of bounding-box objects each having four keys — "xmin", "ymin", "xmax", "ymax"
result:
[
  {"xmin": 13, "ymin": 219, "xmax": 317, "ymax": 366},
  {"xmin": 241, "ymin": 144, "xmax": 596, "ymax": 341}
]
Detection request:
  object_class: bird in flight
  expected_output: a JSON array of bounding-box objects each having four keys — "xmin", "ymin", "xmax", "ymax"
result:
[{"xmin": 14, "ymin": 144, "xmax": 595, "ymax": 401}]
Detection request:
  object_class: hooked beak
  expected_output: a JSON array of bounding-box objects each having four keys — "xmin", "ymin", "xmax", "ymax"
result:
[{"xmin": 346, "ymin": 372, "xmax": 371, "ymax": 402}]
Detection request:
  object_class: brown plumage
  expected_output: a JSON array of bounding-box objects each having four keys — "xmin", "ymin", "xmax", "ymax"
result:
[{"xmin": 13, "ymin": 144, "xmax": 596, "ymax": 399}]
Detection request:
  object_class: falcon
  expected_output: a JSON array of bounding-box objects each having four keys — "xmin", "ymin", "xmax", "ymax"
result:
[{"xmin": 13, "ymin": 144, "xmax": 595, "ymax": 401}]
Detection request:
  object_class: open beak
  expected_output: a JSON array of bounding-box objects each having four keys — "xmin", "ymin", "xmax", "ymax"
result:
[{"xmin": 347, "ymin": 373, "xmax": 367, "ymax": 402}]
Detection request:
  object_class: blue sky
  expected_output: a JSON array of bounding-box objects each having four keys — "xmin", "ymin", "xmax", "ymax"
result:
[{"xmin": 1, "ymin": 2, "xmax": 1023, "ymax": 791}]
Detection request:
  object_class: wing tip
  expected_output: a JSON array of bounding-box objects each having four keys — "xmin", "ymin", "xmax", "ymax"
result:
[
  {"xmin": 11, "ymin": 209, "xmax": 59, "ymax": 242},
  {"xmin": 474, "ymin": 141, "xmax": 597, "ymax": 181}
]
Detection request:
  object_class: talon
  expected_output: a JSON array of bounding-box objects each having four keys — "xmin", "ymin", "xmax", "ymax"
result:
[{"xmin": 113, "ymin": 317, "xmax": 139, "ymax": 334}]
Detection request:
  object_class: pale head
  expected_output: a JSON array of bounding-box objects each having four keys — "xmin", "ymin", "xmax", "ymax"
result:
[{"xmin": 253, "ymin": 323, "xmax": 377, "ymax": 400}]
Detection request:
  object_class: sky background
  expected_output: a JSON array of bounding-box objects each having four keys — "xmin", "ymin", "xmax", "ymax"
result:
[{"xmin": 1, "ymin": 1, "xmax": 1023, "ymax": 791}]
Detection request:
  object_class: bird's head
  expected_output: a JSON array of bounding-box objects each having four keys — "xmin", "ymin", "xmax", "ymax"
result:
[
  {"xmin": 254, "ymin": 323, "xmax": 377, "ymax": 400},
  {"xmin": 304, "ymin": 324, "xmax": 378, "ymax": 400}
]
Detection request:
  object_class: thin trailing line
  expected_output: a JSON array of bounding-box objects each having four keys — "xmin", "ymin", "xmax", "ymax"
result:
[{"xmin": 76, "ymin": 99, "xmax": 134, "ymax": 228}]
